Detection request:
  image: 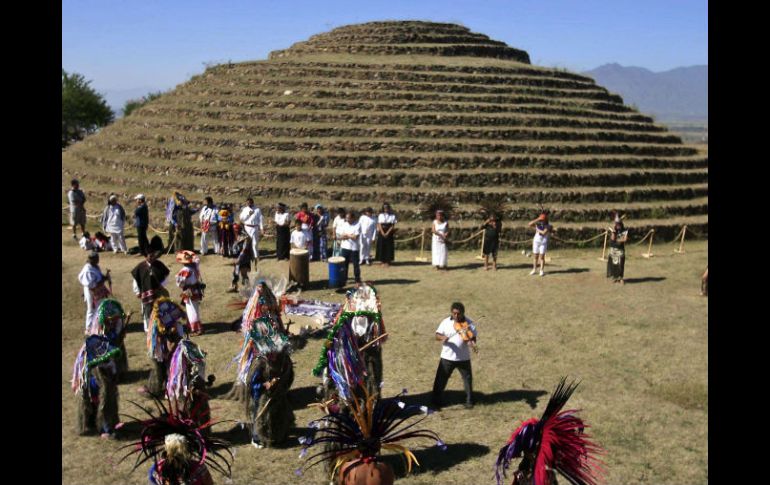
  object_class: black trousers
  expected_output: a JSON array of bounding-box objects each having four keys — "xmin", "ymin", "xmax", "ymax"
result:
[
  {"xmin": 137, "ymin": 226, "xmax": 149, "ymax": 255},
  {"xmin": 432, "ymin": 358, "xmax": 473, "ymax": 405},
  {"xmin": 340, "ymin": 248, "xmax": 361, "ymax": 283}
]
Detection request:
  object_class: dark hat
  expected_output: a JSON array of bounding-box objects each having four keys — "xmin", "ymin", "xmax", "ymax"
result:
[
  {"xmin": 87, "ymin": 250, "xmax": 99, "ymax": 260},
  {"xmin": 146, "ymin": 235, "xmax": 164, "ymax": 256}
]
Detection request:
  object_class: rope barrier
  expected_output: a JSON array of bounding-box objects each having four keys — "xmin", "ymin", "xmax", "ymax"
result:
[
  {"xmin": 685, "ymin": 226, "xmax": 707, "ymax": 239},
  {"xmin": 550, "ymin": 230, "xmax": 608, "ymax": 245},
  {"xmin": 448, "ymin": 229, "xmax": 485, "ymax": 245},
  {"xmin": 632, "ymin": 229, "xmax": 655, "ymax": 246},
  {"xmin": 670, "ymin": 226, "xmax": 686, "ymax": 244},
  {"xmin": 393, "ymin": 232, "xmax": 426, "ymax": 243},
  {"xmin": 499, "ymin": 238, "xmax": 532, "ymax": 246}
]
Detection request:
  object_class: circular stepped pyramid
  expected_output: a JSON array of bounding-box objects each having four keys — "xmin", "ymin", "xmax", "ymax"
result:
[{"xmin": 62, "ymin": 21, "xmax": 707, "ymax": 246}]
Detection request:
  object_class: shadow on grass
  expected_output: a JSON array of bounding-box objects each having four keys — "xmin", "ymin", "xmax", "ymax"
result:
[
  {"xmin": 120, "ymin": 368, "xmax": 150, "ymax": 385},
  {"xmin": 546, "ymin": 267, "xmax": 590, "ymax": 275},
  {"xmin": 202, "ymin": 321, "xmax": 238, "ymax": 335},
  {"xmin": 401, "ymin": 389, "xmax": 547, "ymax": 410},
  {"xmin": 381, "ymin": 442, "xmax": 491, "ymax": 477},
  {"xmin": 368, "ymin": 278, "xmax": 420, "ymax": 286},
  {"xmin": 624, "ymin": 277, "xmax": 666, "ymax": 284},
  {"xmin": 207, "ymin": 381, "xmax": 236, "ymax": 399},
  {"xmin": 125, "ymin": 321, "xmax": 145, "ymax": 334},
  {"xmin": 289, "ymin": 385, "xmax": 320, "ymax": 411},
  {"xmin": 209, "ymin": 423, "xmax": 311, "ymax": 448}
]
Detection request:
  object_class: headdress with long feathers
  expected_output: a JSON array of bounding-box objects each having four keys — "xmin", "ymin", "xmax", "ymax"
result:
[{"xmin": 494, "ymin": 377, "xmax": 604, "ymax": 485}]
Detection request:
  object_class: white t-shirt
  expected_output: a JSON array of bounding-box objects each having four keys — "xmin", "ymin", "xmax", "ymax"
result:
[
  {"xmin": 199, "ymin": 206, "xmax": 218, "ymax": 228},
  {"xmin": 436, "ymin": 316, "xmax": 476, "ymax": 362},
  {"xmin": 290, "ymin": 229, "xmax": 308, "ymax": 249},
  {"xmin": 337, "ymin": 221, "xmax": 362, "ymax": 251},
  {"xmin": 239, "ymin": 206, "xmax": 263, "ymax": 233},
  {"xmin": 377, "ymin": 213, "xmax": 397, "ymax": 224},
  {"xmin": 274, "ymin": 212, "xmax": 290, "ymax": 226}
]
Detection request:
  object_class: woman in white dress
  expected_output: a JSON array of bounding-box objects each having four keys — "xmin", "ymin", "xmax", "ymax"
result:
[{"xmin": 431, "ymin": 210, "xmax": 449, "ymax": 270}]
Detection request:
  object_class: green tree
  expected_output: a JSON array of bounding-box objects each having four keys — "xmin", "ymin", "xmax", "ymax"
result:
[
  {"xmin": 122, "ymin": 91, "xmax": 163, "ymax": 117},
  {"xmin": 62, "ymin": 69, "xmax": 114, "ymax": 147}
]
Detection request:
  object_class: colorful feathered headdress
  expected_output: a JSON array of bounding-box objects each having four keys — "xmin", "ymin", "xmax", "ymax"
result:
[
  {"xmin": 116, "ymin": 394, "xmax": 233, "ymax": 485},
  {"xmin": 89, "ymin": 297, "xmax": 126, "ymax": 338},
  {"xmin": 71, "ymin": 335, "xmax": 122, "ymax": 394},
  {"xmin": 494, "ymin": 377, "xmax": 604, "ymax": 485},
  {"xmin": 297, "ymin": 388, "xmax": 445, "ymax": 481}
]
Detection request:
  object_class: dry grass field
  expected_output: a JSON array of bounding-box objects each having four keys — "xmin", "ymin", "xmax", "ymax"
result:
[{"xmin": 61, "ymin": 225, "xmax": 707, "ymax": 484}]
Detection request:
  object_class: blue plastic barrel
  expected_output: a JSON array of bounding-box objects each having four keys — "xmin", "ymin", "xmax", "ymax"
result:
[{"xmin": 328, "ymin": 256, "xmax": 348, "ymax": 288}]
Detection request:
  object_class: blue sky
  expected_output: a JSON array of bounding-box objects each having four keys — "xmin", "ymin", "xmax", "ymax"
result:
[{"xmin": 63, "ymin": 0, "xmax": 707, "ymax": 96}]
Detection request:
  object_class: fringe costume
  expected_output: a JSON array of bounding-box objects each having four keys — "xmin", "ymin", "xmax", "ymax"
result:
[
  {"xmin": 166, "ymin": 339, "xmax": 212, "ymax": 429},
  {"xmin": 132, "ymin": 257, "xmax": 171, "ymax": 333},
  {"xmin": 146, "ymin": 298, "xmax": 188, "ymax": 395},
  {"xmin": 88, "ymin": 298, "xmax": 129, "ymax": 377},
  {"xmin": 246, "ymin": 351, "xmax": 295, "ymax": 447},
  {"xmin": 606, "ymin": 228, "xmax": 629, "ymax": 281},
  {"xmin": 72, "ymin": 335, "xmax": 121, "ymax": 435},
  {"xmin": 175, "ymin": 254, "xmax": 205, "ymax": 334}
]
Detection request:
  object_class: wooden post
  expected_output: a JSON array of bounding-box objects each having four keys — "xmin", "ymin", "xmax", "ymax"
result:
[
  {"xmin": 475, "ymin": 229, "xmax": 486, "ymax": 260},
  {"xmin": 415, "ymin": 228, "xmax": 428, "ymax": 262},
  {"xmin": 598, "ymin": 230, "xmax": 608, "ymax": 261},
  {"xmin": 675, "ymin": 225, "xmax": 687, "ymax": 254},
  {"xmin": 642, "ymin": 229, "xmax": 655, "ymax": 258}
]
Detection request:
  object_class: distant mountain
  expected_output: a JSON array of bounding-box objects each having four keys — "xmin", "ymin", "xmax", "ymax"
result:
[{"xmin": 582, "ymin": 63, "xmax": 707, "ymax": 122}]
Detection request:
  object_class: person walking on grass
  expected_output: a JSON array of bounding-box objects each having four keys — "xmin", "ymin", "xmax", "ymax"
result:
[
  {"xmin": 432, "ymin": 302, "xmax": 477, "ymax": 410},
  {"xmin": 101, "ymin": 194, "xmax": 127, "ymax": 254},
  {"xmin": 78, "ymin": 251, "xmax": 111, "ymax": 333},
  {"xmin": 431, "ymin": 210, "xmax": 449, "ymax": 270},
  {"xmin": 199, "ymin": 196, "xmax": 219, "ymax": 256},
  {"xmin": 229, "ymin": 236, "xmax": 253, "ymax": 293},
  {"xmin": 359, "ymin": 207, "xmax": 377, "ymax": 266},
  {"xmin": 606, "ymin": 212, "xmax": 629, "ymax": 285},
  {"xmin": 133, "ymin": 194, "xmax": 149, "ymax": 256},
  {"xmin": 68, "ymin": 179, "xmax": 87, "ymax": 241},
  {"xmin": 239, "ymin": 197, "xmax": 263, "ymax": 267},
  {"xmin": 528, "ymin": 212, "xmax": 552, "ymax": 276}
]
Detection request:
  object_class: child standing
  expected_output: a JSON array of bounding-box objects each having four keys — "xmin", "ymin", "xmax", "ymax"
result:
[
  {"xmin": 291, "ymin": 220, "xmax": 309, "ymax": 251},
  {"xmin": 175, "ymin": 250, "xmax": 206, "ymax": 335}
]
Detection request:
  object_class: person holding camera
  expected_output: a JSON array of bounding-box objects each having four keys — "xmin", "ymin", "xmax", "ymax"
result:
[{"xmin": 175, "ymin": 250, "xmax": 206, "ymax": 335}]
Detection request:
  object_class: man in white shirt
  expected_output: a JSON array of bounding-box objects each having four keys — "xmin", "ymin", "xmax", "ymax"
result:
[
  {"xmin": 358, "ymin": 207, "xmax": 377, "ymax": 265},
  {"xmin": 199, "ymin": 196, "xmax": 219, "ymax": 255},
  {"xmin": 432, "ymin": 302, "xmax": 477, "ymax": 410},
  {"xmin": 239, "ymin": 197, "xmax": 263, "ymax": 266},
  {"xmin": 336, "ymin": 210, "xmax": 362, "ymax": 284},
  {"xmin": 78, "ymin": 251, "xmax": 111, "ymax": 332},
  {"xmin": 101, "ymin": 194, "xmax": 127, "ymax": 254}
]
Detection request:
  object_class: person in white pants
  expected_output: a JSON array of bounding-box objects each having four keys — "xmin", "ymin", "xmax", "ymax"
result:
[
  {"xmin": 358, "ymin": 207, "xmax": 377, "ymax": 265},
  {"xmin": 199, "ymin": 197, "xmax": 220, "ymax": 255},
  {"xmin": 100, "ymin": 194, "xmax": 127, "ymax": 254},
  {"xmin": 528, "ymin": 213, "xmax": 553, "ymax": 276},
  {"xmin": 239, "ymin": 197, "xmax": 263, "ymax": 267},
  {"xmin": 78, "ymin": 251, "xmax": 111, "ymax": 332}
]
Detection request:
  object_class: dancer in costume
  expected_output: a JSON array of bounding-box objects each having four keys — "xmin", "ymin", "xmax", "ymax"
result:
[
  {"xmin": 176, "ymin": 250, "xmax": 206, "ymax": 335},
  {"xmin": 133, "ymin": 194, "xmax": 150, "ymax": 256},
  {"xmin": 88, "ymin": 297, "xmax": 130, "ymax": 377},
  {"xmin": 71, "ymin": 334, "xmax": 121, "ymax": 438},
  {"xmin": 239, "ymin": 197, "xmax": 263, "ymax": 266},
  {"xmin": 78, "ymin": 250, "xmax": 112, "ymax": 332},
  {"xmin": 344, "ymin": 284, "xmax": 387, "ymax": 398},
  {"xmin": 117, "ymin": 394, "xmax": 233, "ymax": 485},
  {"xmin": 431, "ymin": 209, "xmax": 450, "ymax": 270},
  {"xmin": 495, "ymin": 377, "xmax": 604, "ymax": 485},
  {"xmin": 432, "ymin": 302, "xmax": 477, "ymax": 410},
  {"xmin": 226, "ymin": 279, "xmax": 293, "ymax": 448},
  {"xmin": 139, "ymin": 296, "xmax": 188, "ymax": 396},
  {"xmin": 228, "ymin": 236, "xmax": 253, "ymax": 293},
  {"xmin": 358, "ymin": 207, "xmax": 377, "ymax": 266},
  {"xmin": 166, "ymin": 192, "xmax": 197, "ymax": 252},
  {"xmin": 132, "ymin": 235, "xmax": 170, "ymax": 332},
  {"xmin": 217, "ymin": 204, "xmax": 235, "ymax": 257},
  {"xmin": 376, "ymin": 203, "xmax": 397, "ymax": 266},
  {"xmin": 199, "ymin": 197, "xmax": 219, "ymax": 256},
  {"xmin": 166, "ymin": 338, "xmax": 214, "ymax": 429},
  {"xmin": 298, "ymin": 387, "xmax": 443, "ymax": 485},
  {"xmin": 528, "ymin": 213, "xmax": 552, "ymax": 277},
  {"xmin": 274, "ymin": 202, "xmax": 291, "ymax": 261},
  {"xmin": 606, "ymin": 212, "xmax": 629, "ymax": 285}
]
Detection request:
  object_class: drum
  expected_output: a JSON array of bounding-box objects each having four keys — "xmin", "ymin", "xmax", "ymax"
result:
[
  {"xmin": 289, "ymin": 248, "xmax": 310, "ymax": 288},
  {"xmin": 328, "ymin": 256, "xmax": 348, "ymax": 288}
]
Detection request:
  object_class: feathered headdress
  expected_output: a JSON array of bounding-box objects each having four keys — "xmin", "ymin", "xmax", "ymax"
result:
[
  {"xmin": 231, "ymin": 313, "xmax": 289, "ymax": 387},
  {"xmin": 297, "ymin": 388, "xmax": 445, "ymax": 481},
  {"xmin": 116, "ymin": 394, "xmax": 233, "ymax": 485},
  {"xmin": 166, "ymin": 340, "xmax": 207, "ymax": 405},
  {"xmin": 89, "ymin": 297, "xmax": 126, "ymax": 339},
  {"xmin": 494, "ymin": 377, "xmax": 604, "ymax": 485},
  {"xmin": 344, "ymin": 284, "xmax": 387, "ymax": 346},
  {"xmin": 479, "ymin": 196, "xmax": 509, "ymax": 221},
  {"xmin": 232, "ymin": 275, "xmax": 287, "ymax": 335},
  {"xmin": 420, "ymin": 193, "xmax": 455, "ymax": 221}
]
